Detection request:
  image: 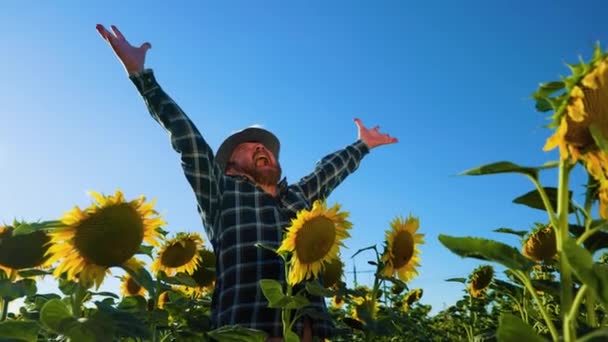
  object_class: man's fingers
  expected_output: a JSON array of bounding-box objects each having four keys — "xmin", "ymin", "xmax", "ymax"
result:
[
  {"xmin": 373, "ymin": 125, "xmax": 380, "ymax": 131},
  {"xmin": 140, "ymin": 42, "xmax": 152, "ymax": 51},
  {"xmin": 111, "ymin": 25, "xmax": 126, "ymax": 40},
  {"xmin": 96, "ymin": 24, "xmax": 110, "ymax": 40}
]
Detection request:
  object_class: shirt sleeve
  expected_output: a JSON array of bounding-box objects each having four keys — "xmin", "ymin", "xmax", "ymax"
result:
[
  {"xmin": 295, "ymin": 140, "xmax": 370, "ymax": 204},
  {"xmin": 129, "ymin": 69, "xmax": 222, "ymax": 240}
]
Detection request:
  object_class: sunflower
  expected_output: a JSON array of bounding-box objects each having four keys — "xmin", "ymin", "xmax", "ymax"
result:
[
  {"xmin": 45, "ymin": 190, "xmax": 165, "ymax": 288},
  {"xmin": 184, "ymin": 248, "xmax": 216, "ymax": 297},
  {"xmin": 278, "ymin": 200, "xmax": 352, "ymax": 286},
  {"xmin": 151, "ymin": 233, "xmax": 204, "ymax": 276},
  {"xmin": 381, "ymin": 215, "xmax": 424, "ymax": 282},
  {"xmin": 351, "ymin": 289, "xmax": 379, "ymax": 323},
  {"xmin": 321, "ymin": 258, "xmax": 344, "ymax": 289},
  {"xmin": 120, "ymin": 274, "xmax": 147, "ymax": 297},
  {"xmin": 522, "ymin": 225, "xmax": 557, "ymax": 263},
  {"xmin": 468, "ymin": 265, "xmax": 494, "ymax": 298},
  {"xmin": 0, "ymin": 224, "xmax": 51, "ymax": 278},
  {"xmin": 404, "ymin": 288, "xmax": 423, "ymax": 311},
  {"xmin": 330, "ymin": 295, "xmax": 344, "ymax": 310},
  {"xmin": 538, "ymin": 45, "xmax": 608, "ymax": 218}
]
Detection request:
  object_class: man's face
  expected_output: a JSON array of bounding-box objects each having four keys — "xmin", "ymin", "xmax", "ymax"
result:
[{"xmin": 227, "ymin": 142, "xmax": 282, "ymax": 186}]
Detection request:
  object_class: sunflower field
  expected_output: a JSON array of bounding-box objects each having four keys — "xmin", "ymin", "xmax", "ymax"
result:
[{"xmin": 2, "ymin": 43, "xmax": 608, "ymax": 342}]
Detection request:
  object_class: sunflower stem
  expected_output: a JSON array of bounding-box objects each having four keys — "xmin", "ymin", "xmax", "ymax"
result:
[
  {"xmin": 515, "ymin": 271, "xmax": 559, "ymax": 342},
  {"xmin": 566, "ymin": 285, "xmax": 587, "ymax": 334},
  {"xmin": 0, "ymin": 298, "xmax": 7, "ymax": 321},
  {"xmin": 557, "ymin": 160, "xmax": 574, "ymax": 341},
  {"xmin": 526, "ymin": 175, "xmax": 559, "ymax": 228}
]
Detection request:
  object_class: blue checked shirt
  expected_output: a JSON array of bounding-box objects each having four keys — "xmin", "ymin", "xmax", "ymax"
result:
[{"xmin": 130, "ymin": 70, "xmax": 369, "ymax": 338}]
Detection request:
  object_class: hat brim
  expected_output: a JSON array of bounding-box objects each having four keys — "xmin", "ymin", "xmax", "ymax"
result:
[{"xmin": 215, "ymin": 127, "xmax": 280, "ymax": 171}]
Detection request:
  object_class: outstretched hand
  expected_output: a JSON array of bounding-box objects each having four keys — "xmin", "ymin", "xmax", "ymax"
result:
[
  {"xmin": 354, "ymin": 118, "xmax": 398, "ymax": 149},
  {"xmin": 96, "ymin": 24, "xmax": 151, "ymax": 76}
]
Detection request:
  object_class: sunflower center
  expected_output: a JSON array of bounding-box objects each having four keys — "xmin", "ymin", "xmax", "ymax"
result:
[
  {"xmin": 74, "ymin": 203, "xmax": 144, "ymax": 266},
  {"xmin": 0, "ymin": 230, "xmax": 50, "ymax": 269},
  {"xmin": 295, "ymin": 216, "xmax": 336, "ymax": 264},
  {"xmin": 126, "ymin": 277, "xmax": 142, "ymax": 295},
  {"xmin": 161, "ymin": 239, "xmax": 198, "ymax": 268},
  {"xmin": 391, "ymin": 230, "xmax": 414, "ymax": 269}
]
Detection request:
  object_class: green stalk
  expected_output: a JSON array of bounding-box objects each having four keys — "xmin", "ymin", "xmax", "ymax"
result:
[
  {"xmin": 515, "ymin": 271, "xmax": 559, "ymax": 342},
  {"xmin": 366, "ymin": 249, "xmax": 383, "ymax": 342},
  {"xmin": 282, "ymin": 259, "xmax": 293, "ymax": 340},
  {"xmin": 556, "ymin": 161, "xmax": 574, "ymax": 341},
  {"xmin": 586, "ymin": 290, "xmax": 598, "ymax": 328},
  {"xmin": 527, "ymin": 175, "xmax": 559, "ymax": 228},
  {"xmin": 0, "ymin": 298, "xmax": 7, "ymax": 321},
  {"xmin": 566, "ymin": 285, "xmax": 587, "ymax": 332}
]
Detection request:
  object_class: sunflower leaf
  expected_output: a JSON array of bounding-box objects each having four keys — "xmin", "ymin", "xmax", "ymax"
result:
[
  {"xmin": 305, "ymin": 281, "xmax": 335, "ymax": 297},
  {"xmin": 0, "ymin": 320, "xmax": 39, "ymax": 342},
  {"xmin": 497, "ymin": 313, "xmax": 546, "ymax": 342},
  {"xmin": 40, "ymin": 299, "xmax": 78, "ymax": 334},
  {"xmin": 259, "ymin": 279, "xmax": 286, "ymax": 307},
  {"xmin": 590, "ymin": 124, "xmax": 608, "ymax": 153},
  {"xmin": 122, "ymin": 264, "xmax": 155, "ymax": 298},
  {"xmin": 531, "ymin": 81, "xmax": 565, "ymax": 100},
  {"xmin": 438, "ymin": 235, "xmax": 533, "ymax": 272},
  {"xmin": 563, "ymin": 237, "xmax": 608, "ymax": 307},
  {"xmin": 445, "ymin": 277, "xmax": 466, "ymax": 283},
  {"xmin": 206, "ymin": 325, "xmax": 267, "ymax": 342},
  {"xmin": 351, "ymin": 245, "xmax": 377, "ymax": 259},
  {"xmin": 534, "ymin": 98, "xmax": 553, "ymax": 112},
  {"xmin": 513, "ymin": 187, "xmax": 574, "ymax": 213},
  {"xmin": 17, "ymin": 269, "xmax": 52, "ymax": 278},
  {"xmin": 136, "ymin": 245, "xmax": 154, "ymax": 258},
  {"xmin": 89, "ymin": 291, "xmax": 120, "ymax": 299},
  {"xmin": 94, "ymin": 301, "xmax": 151, "ymax": 339},
  {"xmin": 459, "ymin": 161, "xmax": 540, "ymax": 178},
  {"xmin": 0, "ymin": 278, "xmax": 36, "ymax": 301},
  {"xmin": 493, "ymin": 228, "xmax": 528, "ymax": 238}
]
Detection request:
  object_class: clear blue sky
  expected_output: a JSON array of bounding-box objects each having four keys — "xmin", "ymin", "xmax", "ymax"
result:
[{"xmin": 1, "ymin": 1, "xmax": 606, "ymax": 314}]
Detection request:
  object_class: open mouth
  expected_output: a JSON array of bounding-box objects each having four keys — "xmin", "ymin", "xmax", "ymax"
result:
[{"xmin": 254, "ymin": 153, "xmax": 270, "ymax": 167}]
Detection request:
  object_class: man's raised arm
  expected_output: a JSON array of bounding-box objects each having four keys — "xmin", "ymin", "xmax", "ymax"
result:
[{"xmin": 96, "ymin": 24, "xmax": 222, "ymax": 240}]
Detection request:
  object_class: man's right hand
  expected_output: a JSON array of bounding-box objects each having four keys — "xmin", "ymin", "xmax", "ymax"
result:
[{"xmin": 96, "ymin": 24, "xmax": 151, "ymax": 76}]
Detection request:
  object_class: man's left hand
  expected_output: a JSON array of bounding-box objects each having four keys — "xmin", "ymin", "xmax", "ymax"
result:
[{"xmin": 354, "ymin": 118, "xmax": 398, "ymax": 149}]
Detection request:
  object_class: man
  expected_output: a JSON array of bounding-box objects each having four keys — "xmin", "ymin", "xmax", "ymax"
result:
[{"xmin": 96, "ymin": 24, "xmax": 397, "ymax": 341}]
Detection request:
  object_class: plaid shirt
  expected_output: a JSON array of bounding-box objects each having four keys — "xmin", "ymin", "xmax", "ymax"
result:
[{"xmin": 130, "ymin": 70, "xmax": 369, "ymax": 338}]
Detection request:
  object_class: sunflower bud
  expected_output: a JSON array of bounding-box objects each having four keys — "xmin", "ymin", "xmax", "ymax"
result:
[
  {"xmin": 522, "ymin": 226, "xmax": 557, "ymax": 263},
  {"xmin": 468, "ymin": 265, "xmax": 493, "ymax": 298}
]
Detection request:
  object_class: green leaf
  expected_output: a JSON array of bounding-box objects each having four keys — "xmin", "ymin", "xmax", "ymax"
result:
[
  {"xmin": 444, "ymin": 277, "xmax": 466, "ymax": 283},
  {"xmin": 121, "ymin": 264, "xmax": 155, "ymax": 297},
  {"xmin": 493, "ymin": 228, "xmax": 528, "ymax": 237},
  {"xmin": 136, "ymin": 245, "xmax": 154, "ymax": 258},
  {"xmin": 89, "ymin": 291, "xmax": 119, "ymax": 299},
  {"xmin": 438, "ymin": 235, "xmax": 533, "ymax": 271},
  {"xmin": 58, "ymin": 278, "xmax": 78, "ymax": 295},
  {"xmin": 497, "ymin": 313, "xmax": 546, "ymax": 342},
  {"xmin": 94, "ymin": 301, "xmax": 151, "ymax": 339},
  {"xmin": 283, "ymin": 294, "xmax": 310, "ymax": 310},
  {"xmin": 159, "ymin": 272, "xmax": 198, "ymax": 287},
  {"xmin": 206, "ymin": 325, "xmax": 267, "ymax": 342},
  {"xmin": 351, "ymin": 245, "xmax": 376, "ymax": 259},
  {"xmin": 259, "ymin": 279, "xmax": 286, "ymax": 307},
  {"xmin": 534, "ymin": 98, "xmax": 553, "ymax": 112},
  {"xmin": 10, "ymin": 224, "xmax": 35, "ymax": 236},
  {"xmin": 305, "ymin": 281, "xmax": 335, "ymax": 297},
  {"xmin": 513, "ymin": 187, "xmax": 574, "ymax": 213},
  {"xmin": 40, "ymin": 299, "xmax": 77, "ymax": 333},
  {"xmin": 117, "ymin": 295, "xmax": 148, "ymax": 313},
  {"xmin": 459, "ymin": 161, "xmax": 556, "ymax": 178},
  {"xmin": 531, "ymin": 81, "xmax": 565, "ymax": 100},
  {"xmin": 0, "ymin": 279, "xmax": 36, "ymax": 301},
  {"xmin": 17, "ymin": 269, "xmax": 52, "ymax": 278},
  {"xmin": 284, "ymin": 329, "xmax": 300, "ymax": 342},
  {"xmin": 0, "ymin": 321, "xmax": 39, "ymax": 342},
  {"xmin": 590, "ymin": 124, "xmax": 608, "ymax": 153},
  {"xmin": 563, "ymin": 238, "xmax": 608, "ymax": 307}
]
